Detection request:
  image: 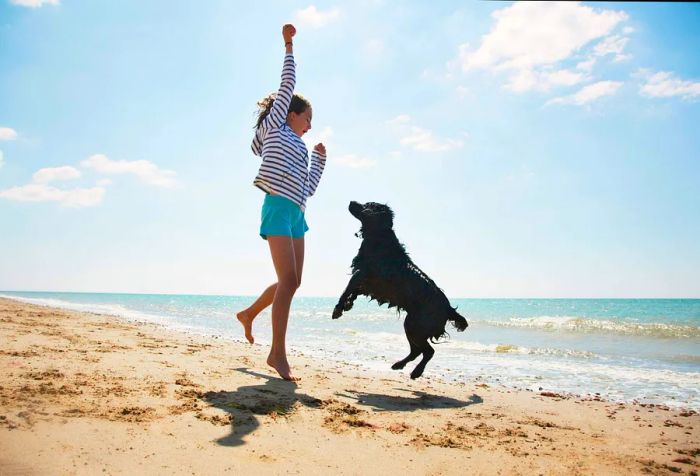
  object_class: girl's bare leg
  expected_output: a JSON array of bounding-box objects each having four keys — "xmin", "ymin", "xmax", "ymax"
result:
[
  {"xmin": 237, "ymin": 237, "xmax": 304, "ymax": 346},
  {"xmin": 265, "ymin": 235, "xmax": 302, "ymax": 381},
  {"xmin": 237, "ymin": 283, "xmax": 277, "ymax": 344}
]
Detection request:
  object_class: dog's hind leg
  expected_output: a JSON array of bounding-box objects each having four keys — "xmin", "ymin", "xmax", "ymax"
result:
[
  {"xmin": 410, "ymin": 341, "xmax": 435, "ymax": 379},
  {"xmin": 391, "ymin": 340, "xmax": 421, "ymax": 370},
  {"xmin": 392, "ymin": 317, "xmax": 422, "ymax": 370}
]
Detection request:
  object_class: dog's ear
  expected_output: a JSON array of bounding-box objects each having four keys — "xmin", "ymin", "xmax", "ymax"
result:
[{"xmin": 449, "ymin": 307, "xmax": 468, "ymax": 332}]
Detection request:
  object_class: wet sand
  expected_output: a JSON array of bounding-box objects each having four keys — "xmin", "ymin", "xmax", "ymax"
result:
[{"xmin": 0, "ymin": 297, "xmax": 698, "ymax": 475}]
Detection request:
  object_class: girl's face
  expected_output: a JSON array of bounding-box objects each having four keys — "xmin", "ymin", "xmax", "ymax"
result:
[{"xmin": 287, "ymin": 107, "xmax": 312, "ymax": 137}]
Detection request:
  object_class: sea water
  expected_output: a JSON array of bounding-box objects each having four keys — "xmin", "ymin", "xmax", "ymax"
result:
[{"xmin": 2, "ymin": 292, "xmax": 699, "ymax": 410}]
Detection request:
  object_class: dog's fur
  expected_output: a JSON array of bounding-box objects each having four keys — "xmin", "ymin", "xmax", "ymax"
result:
[{"xmin": 332, "ymin": 201, "xmax": 468, "ymax": 379}]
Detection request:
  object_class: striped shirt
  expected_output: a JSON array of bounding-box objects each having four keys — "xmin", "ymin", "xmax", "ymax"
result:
[{"xmin": 252, "ymin": 53, "xmax": 326, "ymax": 211}]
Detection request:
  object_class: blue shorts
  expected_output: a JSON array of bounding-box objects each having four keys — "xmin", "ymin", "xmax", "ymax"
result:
[{"xmin": 260, "ymin": 194, "xmax": 309, "ymax": 240}]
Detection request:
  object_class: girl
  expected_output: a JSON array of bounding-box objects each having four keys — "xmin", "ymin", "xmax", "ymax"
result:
[{"xmin": 237, "ymin": 24, "xmax": 327, "ymax": 381}]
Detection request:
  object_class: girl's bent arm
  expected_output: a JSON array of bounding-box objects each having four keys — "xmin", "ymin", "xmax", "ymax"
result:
[{"xmin": 307, "ymin": 149, "xmax": 326, "ymax": 197}]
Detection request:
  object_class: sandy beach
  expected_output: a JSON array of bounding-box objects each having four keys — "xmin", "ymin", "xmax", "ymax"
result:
[{"xmin": 0, "ymin": 297, "xmax": 697, "ymax": 475}]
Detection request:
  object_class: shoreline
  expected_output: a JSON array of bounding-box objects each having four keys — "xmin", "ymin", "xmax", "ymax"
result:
[
  {"xmin": 3, "ymin": 292, "xmax": 698, "ymax": 412},
  {"xmin": 1, "ymin": 297, "xmax": 698, "ymax": 475}
]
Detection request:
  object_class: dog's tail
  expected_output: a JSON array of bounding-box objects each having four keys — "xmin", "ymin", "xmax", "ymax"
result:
[{"xmin": 449, "ymin": 307, "xmax": 468, "ymax": 332}]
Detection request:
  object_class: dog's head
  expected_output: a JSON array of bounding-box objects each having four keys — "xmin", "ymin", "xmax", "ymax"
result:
[{"xmin": 349, "ymin": 201, "xmax": 394, "ymax": 234}]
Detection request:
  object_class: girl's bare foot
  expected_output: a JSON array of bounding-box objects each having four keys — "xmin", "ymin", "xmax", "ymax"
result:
[
  {"xmin": 236, "ymin": 310, "xmax": 254, "ymax": 344},
  {"xmin": 267, "ymin": 353, "xmax": 300, "ymax": 381}
]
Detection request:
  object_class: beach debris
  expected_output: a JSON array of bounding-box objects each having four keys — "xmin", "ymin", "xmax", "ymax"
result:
[
  {"xmin": 540, "ymin": 391, "xmax": 565, "ymax": 399},
  {"xmin": 321, "ymin": 399, "xmax": 377, "ymax": 432},
  {"xmin": 387, "ymin": 421, "xmax": 410, "ymax": 434}
]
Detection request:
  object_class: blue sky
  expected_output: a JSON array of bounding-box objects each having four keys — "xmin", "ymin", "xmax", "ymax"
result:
[{"xmin": 1, "ymin": 1, "xmax": 699, "ymax": 298}]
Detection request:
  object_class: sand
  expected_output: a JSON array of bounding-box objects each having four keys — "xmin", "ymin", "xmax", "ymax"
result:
[{"xmin": 0, "ymin": 297, "xmax": 698, "ymax": 475}]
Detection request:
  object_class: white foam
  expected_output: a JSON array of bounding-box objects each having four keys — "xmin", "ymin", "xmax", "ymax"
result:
[
  {"xmin": 0, "ymin": 294, "xmax": 169, "ymax": 325},
  {"xmin": 479, "ymin": 315, "xmax": 700, "ymax": 338}
]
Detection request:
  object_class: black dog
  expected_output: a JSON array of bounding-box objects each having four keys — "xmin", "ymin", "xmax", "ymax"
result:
[{"xmin": 333, "ymin": 201, "xmax": 468, "ymax": 379}]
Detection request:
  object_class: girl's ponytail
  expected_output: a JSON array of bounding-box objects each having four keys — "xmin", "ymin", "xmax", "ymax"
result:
[
  {"xmin": 255, "ymin": 93, "xmax": 276, "ymax": 129},
  {"xmin": 254, "ymin": 92, "xmax": 311, "ymax": 129}
]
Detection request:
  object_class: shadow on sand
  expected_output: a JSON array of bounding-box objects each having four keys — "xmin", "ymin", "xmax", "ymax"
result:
[
  {"xmin": 200, "ymin": 368, "xmax": 322, "ymax": 447},
  {"xmin": 336, "ymin": 388, "xmax": 483, "ymax": 412},
  {"xmin": 201, "ymin": 369, "xmax": 482, "ymax": 446}
]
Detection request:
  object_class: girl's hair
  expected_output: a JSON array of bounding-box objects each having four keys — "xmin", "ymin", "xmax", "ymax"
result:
[{"xmin": 255, "ymin": 92, "xmax": 311, "ymax": 129}]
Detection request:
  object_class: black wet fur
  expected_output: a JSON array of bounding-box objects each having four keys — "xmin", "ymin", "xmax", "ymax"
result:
[{"xmin": 333, "ymin": 201, "xmax": 468, "ymax": 379}]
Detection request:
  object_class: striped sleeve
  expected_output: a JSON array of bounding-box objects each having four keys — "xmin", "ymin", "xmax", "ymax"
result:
[
  {"xmin": 260, "ymin": 54, "xmax": 296, "ymax": 133},
  {"xmin": 251, "ymin": 129, "xmax": 263, "ymax": 156},
  {"xmin": 307, "ymin": 149, "xmax": 327, "ymax": 197}
]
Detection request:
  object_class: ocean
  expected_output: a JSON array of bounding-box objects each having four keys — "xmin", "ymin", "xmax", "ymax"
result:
[{"xmin": 2, "ymin": 291, "xmax": 699, "ymax": 410}]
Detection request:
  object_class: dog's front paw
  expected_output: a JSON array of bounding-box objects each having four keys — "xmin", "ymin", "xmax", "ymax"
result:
[{"xmin": 332, "ymin": 306, "xmax": 343, "ymax": 319}]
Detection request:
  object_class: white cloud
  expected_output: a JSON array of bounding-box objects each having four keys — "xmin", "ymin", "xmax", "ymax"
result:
[
  {"xmin": 32, "ymin": 166, "xmax": 81, "ymax": 184},
  {"xmin": 400, "ymin": 126, "xmax": 464, "ymax": 153},
  {"xmin": 303, "ymin": 126, "xmax": 374, "ymax": 168},
  {"xmin": 386, "ymin": 114, "xmax": 411, "ymax": 125},
  {"xmin": 333, "ymin": 154, "xmax": 375, "ymax": 168},
  {"xmin": 593, "ymin": 35, "xmax": 627, "ymax": 56},
  {"xmin": 294, "ymin": 5, "xmax": 340, "ymax": 29},
  {"xmin": 0, "ymin": 127, "xmax": 18, "ymax": 141},
  {"xmin": 388, "ymin": 115, "xmax": 464, "ymax": 153},
  {"xmin": 546, "ymin": 80, "xmax": 623, "ymax": 106},
  {"xmin": 639, "ymin": 70, "xmax": 700, "ymax": 100},
  {"xmin": 460, "ymin": 2, "xmax": 627, "ymax": 71},
  {"xmin": 303, "ymin": 126, "xmax": 334, "ymax": 153},
  {"xmin": 10, "ymin": 0, "xmax": 59, "ymax": 7},
  {"xmin": 96, "ymin": 178, "xmax": 112, "ymax": 187},
  {"xmin": 0, "ymin": 183, "xmax": 105, "ymax": 208},
  {"xmin": 576, "ymin": 58, "xmax": 597, "ymax": 73},
  {"xmin": 593, "ymin": 34, "xmax": 630, "ymax": 62},
  {"xmin": 505, "ymin": 68, "xmax": 587, "ymax": 93},
  {"xmin": 456, "ymin": 2, "xmax": 627, "ymax": 92},
  {"xmin": 81, "ymin": 154, "xmax": 179, "ymax": 188}
]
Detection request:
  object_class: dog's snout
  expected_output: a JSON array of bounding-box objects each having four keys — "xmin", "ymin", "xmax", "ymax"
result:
[{"xmin": 349, "ymin": 201, "xmax": 362, "ymax": 215}]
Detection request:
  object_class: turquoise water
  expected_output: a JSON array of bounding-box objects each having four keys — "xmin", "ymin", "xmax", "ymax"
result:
[{"xmin": 2, "ymin": 292, "xmax": 699, "ymax": 409}]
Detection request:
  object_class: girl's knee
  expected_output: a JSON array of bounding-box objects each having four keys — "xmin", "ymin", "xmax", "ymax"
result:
[{"xmin": 278, "ymin": 275, "xmax": 299, "ymax": 292}]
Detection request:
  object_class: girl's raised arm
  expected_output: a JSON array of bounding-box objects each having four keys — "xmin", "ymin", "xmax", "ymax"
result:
[{"xmin": 258, "ymin": 24, "xmax": 297, "ymax": 132}]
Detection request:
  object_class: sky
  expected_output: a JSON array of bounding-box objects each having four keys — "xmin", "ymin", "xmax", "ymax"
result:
[{"xmin": 1, "ymin": 1, "xmax": 699, "ymax": 298}]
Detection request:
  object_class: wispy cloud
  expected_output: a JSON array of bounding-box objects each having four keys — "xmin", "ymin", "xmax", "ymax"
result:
[
  {"xmin": 0, "ymin": 163, "xmax": 101, "ymax": 207},
  {"xmin": 334, "ymin": 154, "xmax": 375, "ymax": 168},
  {"xmin": 639, "ymin": 70, "xmax": 700, "ymax": 101},
  {"xmin": 400, "ymin": 127, "xmax": 464, "ymax": 153},
  {"xmin": 303, "ymin": 126, "xmax": 374, "ymax": 167},
  {"xmin": 81, "ymin": 154, "xmax": 179, "ymax": 188},
  {"xmin": 9, "ymin": 0, "xmax": 59, "ymax": 7},
  {"xmin": 386, "ymin": 114, "xmax": 411, "ymax": 125},
  {"xmin": 454, "ymin": 2, "xmax": 628, "ymax": 93},
  {"xmin": 546, "ymin": 80, "xmax": 623, "ymax": 106},
  {"xmin": 294, "ymin": 5, "xmax": 341, "ymax": 29},
  {"xmin": 388, "ymin": 115, "xmax": 464, "ymax": 153},
  {"xmin": 0, "ymin": 183, "xmax": 105, "ymax": 208},
  {"xmin": 32, "ymin": 166, "xmax": 81, "ymax": 184},
  {"xmin": 505, "ymin": 68, "xmax": 587, "ymax": 93},
  {"xmin": 303, "ymin": 126, "xmax": 334, "ymax": 151},
  {"xmin": 0, "ymin": 127, "xmax": 18, "ymax": 141},
  {"xmin": 0, "ymin": 154, "xmax": 177, "ymax": 208},
  {"xmin": 593, "ymin": 34, "xmax": 630, "ymax": 62},
  {"xmin": 576, "ymin": 58, "xmax": 597, "ymax": 73}
]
